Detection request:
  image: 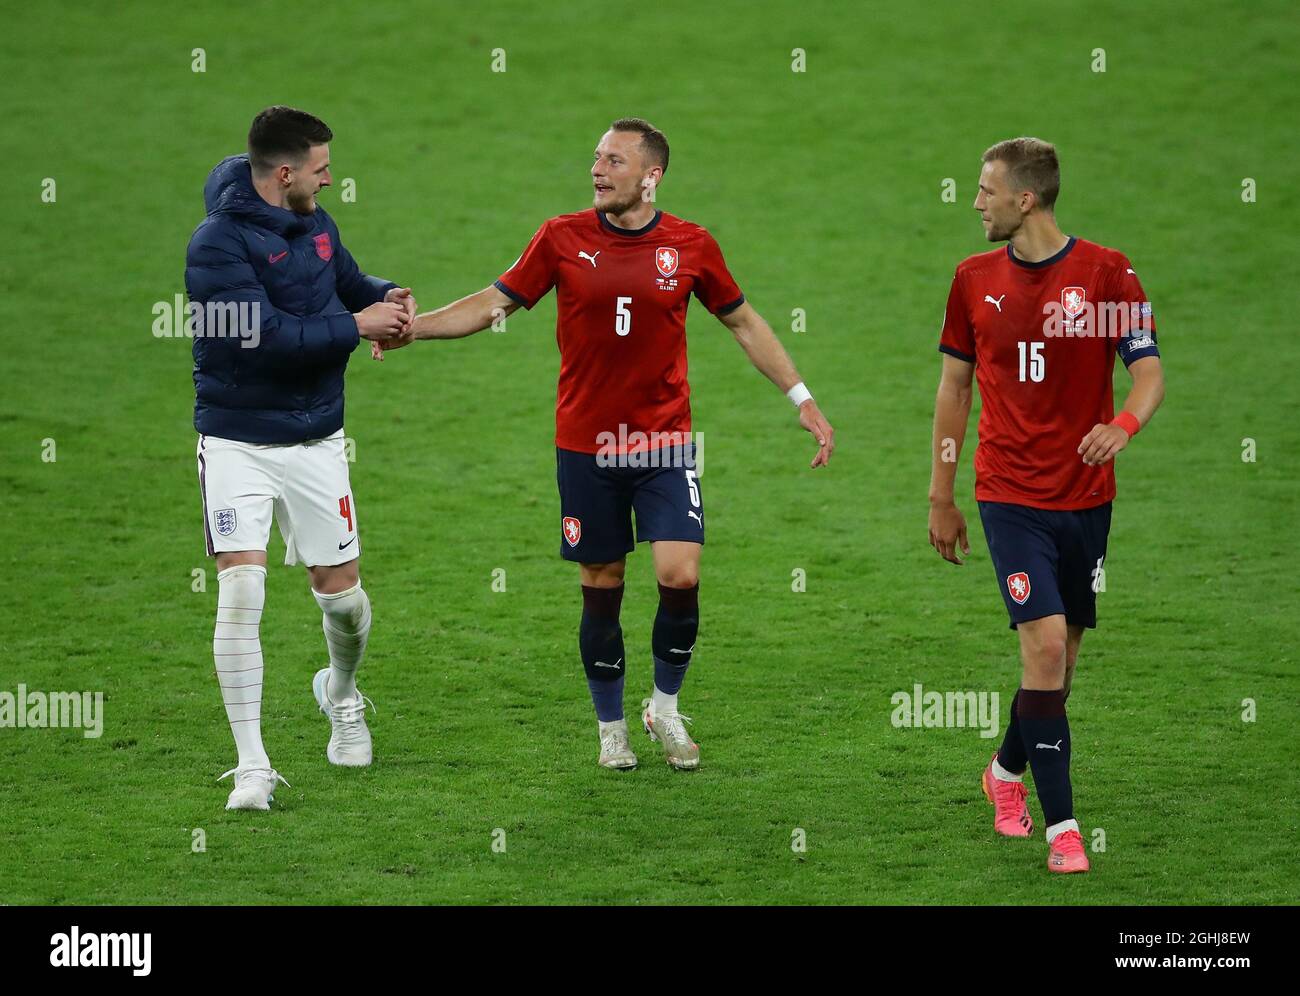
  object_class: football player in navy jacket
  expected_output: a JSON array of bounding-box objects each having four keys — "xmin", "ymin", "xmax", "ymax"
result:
[{"xmin": 186, "ymin": 106, "xmax": 411, "ymax": 810}]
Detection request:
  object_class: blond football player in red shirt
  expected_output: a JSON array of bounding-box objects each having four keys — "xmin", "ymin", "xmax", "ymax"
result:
[
  {"xmin": 928, "ymin": 138, "xmax": 1165, "ymax": 873},
  {"xmin": 383, "ymin": 118, "xmax": 834, "ymax": 771}
]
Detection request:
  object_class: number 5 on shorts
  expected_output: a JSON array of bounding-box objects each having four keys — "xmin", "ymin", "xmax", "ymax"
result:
[{"xmin": 685, "ymin": 469, "xmax": 700, "ymax": 508}]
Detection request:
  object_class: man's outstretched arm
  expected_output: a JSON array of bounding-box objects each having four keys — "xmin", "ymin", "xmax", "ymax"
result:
[
  {"xmin": 373, "ymin": 284, "xmax": 520, "ymax": 356},
  {"xmin": 412, "ymin": 285, "xmax": 520, "ymax": 340},
  {"xmin": 717, "ymin": 301, "xmax": 834, "ymax": 468}
]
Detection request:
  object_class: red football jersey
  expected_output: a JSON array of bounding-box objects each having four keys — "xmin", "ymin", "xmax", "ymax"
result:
[
  {"xmin": 496, "ymin": 209, "xmax": 744, "ymax": 454},
  {"xmin": 939, "ymin": 237, "xmax": 1160, "ymax": 510}
]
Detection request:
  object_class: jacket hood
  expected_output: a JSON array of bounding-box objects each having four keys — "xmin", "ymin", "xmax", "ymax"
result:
[{"xmin": 203, "ymin": 154, "xmax": 313, "ymax": 236}]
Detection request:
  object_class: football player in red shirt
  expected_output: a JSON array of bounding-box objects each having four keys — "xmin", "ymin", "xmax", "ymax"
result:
[
  {"xmin": 928, "ymin": 138, "xmax": 1165, "ymax": 873},
  {"xmin": 386, "ymin": 118, "xmax": 834, "ymax": 771}
]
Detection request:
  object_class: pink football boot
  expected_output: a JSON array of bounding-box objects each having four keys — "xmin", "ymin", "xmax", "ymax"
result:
[
  {"xmin": 982, "ymin": 753, "xmax": 1033, "ymax": 837},
  {"xmin": 1047, "ymin": 829, "xmax": 1090, "ymax": 873}
]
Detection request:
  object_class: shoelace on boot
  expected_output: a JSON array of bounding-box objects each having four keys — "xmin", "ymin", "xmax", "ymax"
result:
[
  {"xmin": 601, "ymin": 731, "xmax": 629, "ymax": 754},
  {"xmin": 1053, "ymin": 830, "xmax": 1084, "ymax": 854},
  {"xmin": 659, "ymin": 712, "xmax": 694, "ymax": 747},
  {"xmin": 994, "ymin": 778, "xmax": 1027, "ymax": 806},
  {"xmin": 328, "ymin": 693, "xmax": 375, "ymax": 746},
  {"xmin": 218, "ymin": 767, "xmax": 291, "ymax": 789}
]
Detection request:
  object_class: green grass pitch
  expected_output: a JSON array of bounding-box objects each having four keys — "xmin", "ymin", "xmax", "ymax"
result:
[{"xmin": 1, "ymin": 0, "xmax": 1297, "ymax": 904}]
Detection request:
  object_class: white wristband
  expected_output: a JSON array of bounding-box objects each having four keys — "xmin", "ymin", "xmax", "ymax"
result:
[{"xmin": 786, "ymin": 382, "xmax": 813, "ymax": 407}]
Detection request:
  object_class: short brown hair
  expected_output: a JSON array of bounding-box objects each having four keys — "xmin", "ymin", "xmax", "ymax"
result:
[
  {"xmin": 983, "ymin": 137, "xmax": 1060, "ymax": 210},
  {"xmin": 610, "ymin": 117, "xmax": 669, "ymax": 174},
  {"xmin": 248, "ymin": 106, "xmax": 333, "ymax": 175}
]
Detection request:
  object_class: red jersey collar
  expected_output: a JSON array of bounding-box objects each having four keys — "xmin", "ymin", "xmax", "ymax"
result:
[
  {"xmin": 597, "ymin": 209, "xmax": 663, "ymax": 237},
  {"xmin": 1006, "ymin": 235, "xmax": 1077, "ymax": 269}
]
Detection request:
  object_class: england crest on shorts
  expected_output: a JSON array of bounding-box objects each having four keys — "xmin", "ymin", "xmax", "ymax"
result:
[
  {"xmin": 655, "ymin": 247, "xmax": 679, "ymax": 277},
  {"xmin": 1006, "ymin": 571, "xmax": 1031, "ymax": 605},
  {"xmin": 214, "ymin": 508, "xmax": 237, "ymax": 537},
  {"xmin": 562, "ymin": 516, "xmax": 581, "ymax": 548}
]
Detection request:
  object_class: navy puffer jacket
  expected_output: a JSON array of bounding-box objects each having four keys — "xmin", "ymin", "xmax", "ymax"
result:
[{"xmin": 186, "ymin": 155, "xmax": 395, "ymax": 443}]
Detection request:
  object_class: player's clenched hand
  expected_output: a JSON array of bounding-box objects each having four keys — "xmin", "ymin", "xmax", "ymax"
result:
[
  {"xmin": 384, "ymin": 286, "xmax": 418, "ymax": 330},
  {"xmin": 798, "ymin": 400, "xmax": 835, "ymax": 468},
  {"xmin": 1077, "ymin": 423, "xmax": 1129, "ymax": 466},
  {"xmin": 372, "ymin": 289, "xmax": 418, "ymax": 360},
  {"xmin": 929, "ymin": 500, "xmax": 970, "ymax": 565},
  {"xmin": 354, "ymin": 301, "xmax": 408, "ymax": 341},
  {"xmin": 369, "ymin": 327, "xmax": 416, "ymax": 361}
]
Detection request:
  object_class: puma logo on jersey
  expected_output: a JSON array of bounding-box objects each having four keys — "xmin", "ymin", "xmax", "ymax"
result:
[
  {"xmin": 984, "ymin": 294, "xmax": 1006, "ymax": 312},
  {"xmin": 578, "ymin": 250, "xmax": 600, "ymax": 268},
  {"xmin": 1036, "ymin": 739, "xmax": 1063, "ymax": 751},
  {"xmin": 687, "ymin": 510, "xmax": 703, "ymax": 527}
]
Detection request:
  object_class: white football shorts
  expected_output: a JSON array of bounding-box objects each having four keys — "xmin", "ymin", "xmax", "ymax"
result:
[{"xmin": 196, "ymin": 430, "xmax": 360, "ymax": 567}]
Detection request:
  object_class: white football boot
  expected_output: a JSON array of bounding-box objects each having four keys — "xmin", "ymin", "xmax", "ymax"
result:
[
  {"xmin": 219, "ymin": 766, "xmax": 289, "ymax": 811},
  {"xmin": 312, "ymin": 668, "xmax": 374, "ymax": 767},
  {"xmin": 641, "ymin": 697, "xmax": 700, "ymax": 770},
  {"xmin": 598, "ymin": 718, "xmax": 638, "ymax": 770}
]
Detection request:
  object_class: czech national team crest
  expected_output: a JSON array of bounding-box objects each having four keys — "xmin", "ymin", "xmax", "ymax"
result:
[
  {"xmin": 1061, "ymin": 286, "xmax": 1086, "ymax": 319},
  {"xmin": 1006, "ymin": 571, "xmax": 1031, "ymax": 605},
  {"xmin": 655, "ymin": 246, "xmax": 679, "ymax": 277},
  {"xmin": 214, "ymin": 508, "xmax": 237, "ymax": 537},
  {"xmin": 314, "ymin": 233, "xmax": 333, "ymax": 261},
  {"xmin": 562, "ymin": 516, "xmax": 581, "ymax": 548}
]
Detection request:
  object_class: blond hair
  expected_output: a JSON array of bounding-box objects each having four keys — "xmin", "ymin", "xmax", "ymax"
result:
[{"xmin": 983, "ymin": 137, "xmax": 1060, "ymax": 210}]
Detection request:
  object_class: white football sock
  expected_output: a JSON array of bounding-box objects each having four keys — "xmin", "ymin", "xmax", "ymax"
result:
[
  {"xmin": 651, "ymin": 684, "xmax": 678, "ymax": 717},
  {"xmin": 313, "ymin": 582, "xmax": 371, "ymax": 703},
  {"xmin": 991, "ymin": 757, "xmax": 1023, "ymax": 782},
  {"xmin": 1045, "ymin": 818, "xmax": 1081, "ymax": 843},
  {"xmin": 215, "ymin": 565, "xmax": 269, "ymax": 770}
]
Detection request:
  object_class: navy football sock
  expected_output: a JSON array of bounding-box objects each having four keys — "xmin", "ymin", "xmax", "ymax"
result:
[
  {"xmin": 651, "ymin": 582, "xmax": 698, "ymax": 695},
  {"xmin": 996, "ymin": 689, "xmax": 1028, "ymax": 775},
  {"xmin": 580, "ymin": 584, "xmax": 626, "ymax": 722},
  {"xmin": 1017, "ymin": 688, "xmax": 1073, "ymax": 828}
]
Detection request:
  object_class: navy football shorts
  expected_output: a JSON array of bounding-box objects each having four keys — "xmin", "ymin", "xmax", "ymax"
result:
[
  {"xmin": 556, "ymin": 444, "xmax": 704, "ymax": 563},
  {"xmin": 977, "ymin": 500, "xmax": 1112, "ymax": 629}
]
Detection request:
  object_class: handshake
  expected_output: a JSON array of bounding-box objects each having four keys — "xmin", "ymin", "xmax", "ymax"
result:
[{"xmin": 354, "ymin": 287, "xmax": 418, "ymax": 361}]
